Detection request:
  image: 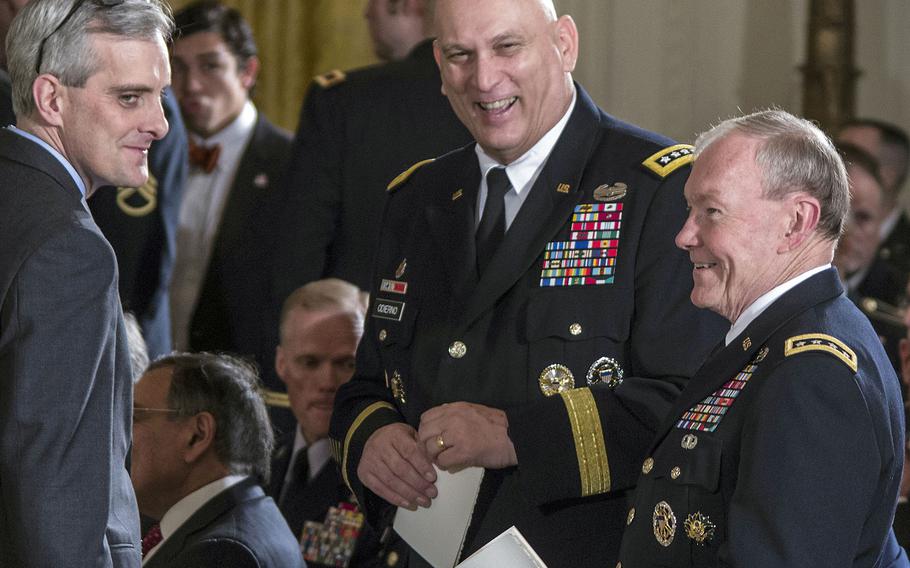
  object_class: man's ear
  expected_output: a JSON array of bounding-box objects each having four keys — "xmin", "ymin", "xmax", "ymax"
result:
[
  {"xmin": 779, "ymin": 192, "xmax": 821, "ymax": 253},
  {"xmin": 238, "ymin": 56, "xmax": 259, "ymax": 91},
  {"xmin": 183, "ymin": 411, "xmax": 217, "ymax": 464},
  {"xmin": 32, "ymin": 74, "xmax": 66, "ymax": 127},
  {"xmin": 275, "ymin": 345, "xmax": 289, "ymax": 386}
]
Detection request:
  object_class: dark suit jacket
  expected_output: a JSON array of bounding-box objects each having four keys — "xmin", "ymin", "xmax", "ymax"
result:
[
  {"xmin": 618, "ymin": 269, "xmax": 906, "ymax": 567},
  {"xmin": 0, "ymin": 70, "xmax": 13, "ymax": 127},
  {"xmin": 144, "ymin": 477, "xmax": 303, "ymax": 568},
  {"xmin": 187, "ymin": 115, "xmax": 291, "ymax": 392},
  {"xmin": 878, "ymin": 212, "xmax": 910, "ymax": 284},
  {"xmin": 89, "ymin": 89, "xmax": 189, "ymax": 358},
  {"xmin": 330, "ymin": 86, "xmax": 728, "ymax": 567},
  {"xmin": 0, "ymin": 129, "xmax": 140, "ymax": 567},
  {"xmin": 273, "ymin": 40, "xmax": 471, "ymax": 296}
]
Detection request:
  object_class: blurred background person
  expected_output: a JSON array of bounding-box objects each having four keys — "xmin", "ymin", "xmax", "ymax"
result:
[{"xmin": 168, "ymin": 1, "xmax": 291, "ymax": 406}]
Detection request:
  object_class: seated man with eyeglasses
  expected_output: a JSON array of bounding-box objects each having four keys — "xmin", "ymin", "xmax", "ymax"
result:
[{"xmin": 131, "ymin": 353, "xmax": 303, "ymax": 568}]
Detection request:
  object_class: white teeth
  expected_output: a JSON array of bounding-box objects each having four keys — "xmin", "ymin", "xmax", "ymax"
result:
[
  {"xmin": 479, "ymin": 97, "xmax": 517, "ymax": 111},
  {"xmin": 694, "ymin": 263, "xmax": 715, "ymax": 269}
]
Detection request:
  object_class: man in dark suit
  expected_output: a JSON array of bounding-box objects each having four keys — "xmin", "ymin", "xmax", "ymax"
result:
[
  {"xmin": 132, "ymin": 353, "xmax": 303, "ymax": 568},
  {"xmin": 330, "ymin": 0, "xmax": 726, "ymax": 566},
  {"xmin": 88, "ymin": 90, "xmax": 189, "ymax": 359},
  {"xmin": 618, "ymin": 110, "xmax": 906, "ymax": 567},
  {"xmin": 0, "ymin": 0, "xmax": 173, "ymax": 565},
  {"xmin": 270, "ymin": 0, "xmax": 470, "ymax": 310},
  {"xmin": 168, "ymin": 1, "xmax": 291, "ymax": 396},
  {"xmin": 268, "ymin": 278, "xmax": 402, "ymax": 567}
]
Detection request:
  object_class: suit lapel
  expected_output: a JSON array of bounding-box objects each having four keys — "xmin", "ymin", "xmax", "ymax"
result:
[
  {"xmin": 650, "ymin": 269, "xmax": 846, "ymax": 446},
  {"xmin": 145, "ymin": 477, "xmax": 259, "ymax": 567},
  {"xmin": 213, "ymin": 117, "xmax": 273, "ymax": 254},
  {"xmin": 458, "ymin": 90, "xmax": 605, "ymax": 330},
  {"xmin": 267, "ymin": 432, "xmax": 295, "ymax": 499},
  {"xmin": 425, "ymin": 150, "xmax": 482, "ymax": 304}
]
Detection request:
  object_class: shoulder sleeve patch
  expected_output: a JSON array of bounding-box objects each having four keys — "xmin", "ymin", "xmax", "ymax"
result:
[
  {"xmin": 642, "ymin": 143, "xmax": 695, "ymax": 178},
  {"xmin": 387, "ymin": 158, "xmax": 435, "ymax": 192},
  {"xmin": 314, "ymin": 69, "xmax": 347, "ymax": 89},
  {"xmin": 784, "ymin": 333, "xmax": 857, "ymax": 373}
]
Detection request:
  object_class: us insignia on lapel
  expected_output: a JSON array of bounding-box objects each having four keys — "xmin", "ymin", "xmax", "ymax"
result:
[
  {"xmin": 116, "ymin": 174, "xmax": 157, "ymax": 217},
  {"xmin": 540, "ymin": 203, "xmax": 622, "ymax": 287}
]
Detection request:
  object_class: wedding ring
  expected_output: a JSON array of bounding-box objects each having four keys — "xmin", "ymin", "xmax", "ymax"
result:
[{"xmin": 436, "ymin": 434, "xmax": 446, "ymax": 450}]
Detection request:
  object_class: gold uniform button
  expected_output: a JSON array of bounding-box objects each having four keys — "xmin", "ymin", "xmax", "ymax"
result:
[
  {"xmin": 386, "ymin": 550, "xmax": 399, "ymax": 566},
  {"xmin": 671, "ymin": 466, "xmax": 682, "ymax": 480},
  {"xmin": 569, "ymin": 323, "xmax": 583, "ymax": 336},
  {"xmin": 379, "ymin": 329, "xmax": 388, "ymax": 341},
  {"xmin": 448, "ymin": 341, "xmax": 467, "ymax": 358},
  {"xmin": 627, "ymin": 507, "xmax": 635, "ymax": 525},
  {"xmin": 642, "ymin": 457, "xmax": 654, "ymax": 475}
]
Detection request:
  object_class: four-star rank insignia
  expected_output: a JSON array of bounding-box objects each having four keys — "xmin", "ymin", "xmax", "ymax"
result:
[
  {"xmin": 784, "ymin": 333, "xmax": 857, "ymax": 372},
  {"xmin": 642, "ymin": 144, "xmax": 695, "ymax": 178}
]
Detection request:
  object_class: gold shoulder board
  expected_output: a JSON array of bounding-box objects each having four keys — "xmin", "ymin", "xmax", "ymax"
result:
[
  {"xmin": 261, "ymin": 389, "xmax": 290, "ymax": 408},
  {"xmin": 314, "ymin": 69, "xmax": 347, "ymax": 89},
  {"xmin": 387, "ymin": 158, "xmax": 435, "ymax": 192},
  {"xmin": 642, "ymin": 143, "xmax": 695, "ymax": 178},
  {"xmin": 784, "ymin": 333, "xmax": 857, "ymax": 373}
]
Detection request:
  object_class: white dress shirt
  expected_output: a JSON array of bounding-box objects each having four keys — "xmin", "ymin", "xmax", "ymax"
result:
[
  {"xmin": 725, "ymin": 264, "xmax": 831, "ymax": 346},
  {"xmin": 170, "ymin": 101, "xmax": 258, "ymax": 350}
]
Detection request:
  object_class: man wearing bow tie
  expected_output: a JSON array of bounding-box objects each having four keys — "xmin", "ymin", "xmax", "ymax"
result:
[{"xmin": 169, "ymin": 1, "xmax": 291, "ymax": 398}]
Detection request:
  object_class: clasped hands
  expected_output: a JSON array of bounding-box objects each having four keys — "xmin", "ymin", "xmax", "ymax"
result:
[{"xmin": 356, "ymin": 402, "xmax": 517, "ymax": 510}]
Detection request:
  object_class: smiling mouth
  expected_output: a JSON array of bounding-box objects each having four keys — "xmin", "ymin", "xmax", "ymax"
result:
[
  {"xmin": 477, "ymin": 96, "xmax": 518, "ymax": 112},
  {"xmin": 694, "ymin": 262, "xmax": 717, "ymax": 270}
]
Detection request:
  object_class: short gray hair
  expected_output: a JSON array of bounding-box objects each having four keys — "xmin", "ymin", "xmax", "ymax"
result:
[
  {"xmin": 695, "ymin": 109, "xmax": 849, "ymax": 241},
  {"xmin": 7, "ymin": 0, "xmax": 174, "ymax": 118},
  {"xmin": 148, "ymin": 352, "xmax": 274, "ymax": 483},
  {"xmin": 123, "ymin": 311, "xmax": 148, "ymax": 383},
  {"xmin": 279, "ymin": 278, "xmax": 368, "ymax": 343}
]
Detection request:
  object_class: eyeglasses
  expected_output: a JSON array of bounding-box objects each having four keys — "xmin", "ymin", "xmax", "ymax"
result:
[
  {"xmin": 34, "ymin": 0, "xmax": 125, "ymax": 75},
  {"xmin": 132, "ymin": 406, "xmax": 180, "ymax": 422}
]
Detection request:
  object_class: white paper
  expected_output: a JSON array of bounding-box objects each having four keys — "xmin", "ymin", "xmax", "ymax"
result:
[
  {"xmin": 393, "ymin": 466, "xmax": 485, "ymax": 568},
  {"xmin": 456, "ymin": 526, "xmax": 548, "ymax": 568}
]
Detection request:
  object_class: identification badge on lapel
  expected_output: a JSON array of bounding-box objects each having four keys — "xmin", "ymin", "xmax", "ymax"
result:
[
  {"xmin": 540, "ymin": 203, "xmax": 623, "ymax": 287},
  {"xmin": 372, "ymin": 299, "xmax": 405, "ymax": 321}
]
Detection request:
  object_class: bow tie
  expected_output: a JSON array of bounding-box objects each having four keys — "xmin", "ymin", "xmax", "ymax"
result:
[{"xmin": 189, "ymin": 140, "xmax": 221, "ymax": 174}]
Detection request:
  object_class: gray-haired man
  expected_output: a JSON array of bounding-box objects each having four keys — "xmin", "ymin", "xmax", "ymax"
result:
[{"xmin": 0, "ymin": 0, "xmax": 172, "ymax": 565}]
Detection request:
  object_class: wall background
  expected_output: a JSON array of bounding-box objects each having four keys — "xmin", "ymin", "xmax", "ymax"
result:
[{"xmin": 167, "ymin": 1, "xmax": 910, "ymax": 175}]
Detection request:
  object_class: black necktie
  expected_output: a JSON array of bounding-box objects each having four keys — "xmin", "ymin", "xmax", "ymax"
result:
[
  {"xmin": 279, "ymin": 449, "xmax": 309, "ymax": 513},
  {"xmin": 476, "ymin": 167, "xmax": 510, "ymax": 276}
]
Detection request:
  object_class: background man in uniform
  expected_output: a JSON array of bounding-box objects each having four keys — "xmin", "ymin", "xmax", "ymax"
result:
[
  {"xmin": 0, "ymin": 0, "xmax": 172, "ymax": 565},
  {"xmin": 330, "ymin": 0, "xmax": 726, "ymax": 565},
  {"xmin": 268, "ymin": 0, "xmax": 470, "ymax": 338},
  {"xmin": 618, "ymin": 110, "xmax": 906, "ymax": 567},
  {"xmin": 837, "ymin": 119, "xmax": 910, "ymax": 293},
  {"xmin": 168, "ymin": 1, "xmax": 291, "ymax": 395},
  {"xmin": 132, "ymin": 353, "xmax": 302, "ymax": 567},
  {"xmin": 268, "ymin": 279, "xmax": 401, "ymax": 567}
]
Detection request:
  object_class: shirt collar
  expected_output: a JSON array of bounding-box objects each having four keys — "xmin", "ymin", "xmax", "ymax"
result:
[
  {"xmin": 291, "ymin": 427, "xmax": 332, "ymax": 481},
  {"xmin": 725, "ymin": 264, "xmax": 831, "ymax": 346},
  {"xmin": 8, "ymin": 125, "xmax": 87, "ymax": 197},
  {"xmin": 157, "ymin": 474, "xmax": 247, "ymax": 542},
  {"xmin": 475, "ymin": 89, "xmax": 577, "ymax": 194}
]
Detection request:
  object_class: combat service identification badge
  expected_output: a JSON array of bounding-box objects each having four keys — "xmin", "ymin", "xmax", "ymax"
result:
[
  {"xmin": 593, "ymin": 182, "xmax": 627, "ymax": 202},
  {"xmin": 684, "ymin": 512, "xmax": 716, "ymax": 545},
  {"xmin": 586, "ymin": 356, "xmax": 624, "ymax": 388}
]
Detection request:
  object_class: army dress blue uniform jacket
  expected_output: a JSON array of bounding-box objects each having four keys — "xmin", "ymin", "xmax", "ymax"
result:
[
  {"xmin": 618, "ymin": 268, "xmax": 907, "ymax": 567},
  {"xmin": 330, "ymin": 86, "xmax": 727, "ymax": 567}
]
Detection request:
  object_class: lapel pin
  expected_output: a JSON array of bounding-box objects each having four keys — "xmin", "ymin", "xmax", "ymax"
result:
[
  {"xmin": 452, "ymin": 189, "xmax": 464, "ymax": 201},
  {"xmin": 742, "ymin": 337, "xmax": 752, "ymax": 351},
  {"xmin": 593, "ymin": 182, "xmax": 627, "ymax": 202},
  {"xmin": 556, "ymin": 183, "xmax": 571, "ymax": 194}
]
